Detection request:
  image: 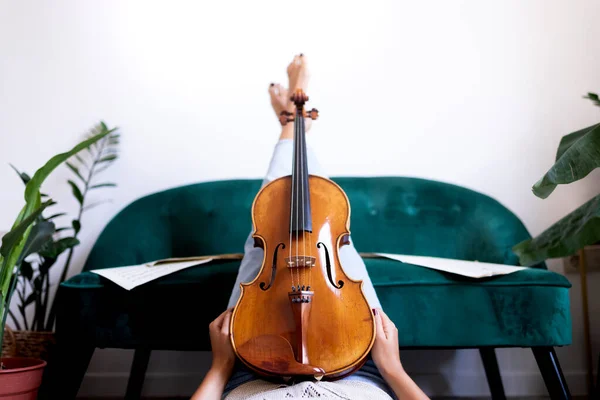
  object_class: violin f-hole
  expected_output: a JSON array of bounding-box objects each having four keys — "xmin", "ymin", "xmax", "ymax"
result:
[
  {"xmin": 317, "ymin": 242, "xmax": 344, "ymax": 289},
  {"xmin": 260, "ymin": 242, "xmax": 285, "ymax": 291}
]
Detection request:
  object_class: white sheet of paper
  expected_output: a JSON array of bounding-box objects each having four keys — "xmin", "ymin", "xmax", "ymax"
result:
[
  {"xmin": 91, "ymin": 258, "xmax": 213, "ymax": 290},
  {"xmin": 374, "ymin": 253, "xmax": 528, "ymax": 278}
]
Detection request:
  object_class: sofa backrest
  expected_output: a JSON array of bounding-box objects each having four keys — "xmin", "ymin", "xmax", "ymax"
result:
[{"xmin": 83, "ymin": 177, "xmax": 533, "ymax": 271}]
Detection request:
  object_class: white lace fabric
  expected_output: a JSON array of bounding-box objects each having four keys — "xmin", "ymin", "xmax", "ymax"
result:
[{"xmin": 224, "ymin": 379, "xmax": 394, "ymax": 399}]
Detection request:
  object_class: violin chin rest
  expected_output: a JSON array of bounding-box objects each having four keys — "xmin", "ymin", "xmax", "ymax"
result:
[{"xmin": 236, "ymin": 334, "xmax": 325, "ymax": 377}]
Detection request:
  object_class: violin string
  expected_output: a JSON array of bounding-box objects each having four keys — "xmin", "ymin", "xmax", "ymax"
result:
[
  {"xmin": 300, "ymin": 108, "xmax": 306, "ymax": 291},
  {"xmin": 304, "ymin": 113, "xmax": 312, "ymax": 291},
  {"xmin": 289, "ymin": 110, "xmax": 295, "ymax": 290},
  {"xmin": 295, "ymin": 107, "xmax": 300, "ymax": 290}
]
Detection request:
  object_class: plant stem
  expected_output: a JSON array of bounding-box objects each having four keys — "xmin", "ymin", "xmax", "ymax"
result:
[
  {"xmin": 45, "ymin": 136, "xmax": 108, "ymax": 331},
  {"xmin": 1, "ymin": 266, "xmax": 20, "ymax": 350},
  {"xmin": 8, "ymin": 309, "xmax": 21, "ymax": 330},
  {"xmin": 18, "ymin": 279, "xmax": 29, "ymax": 331},
  {"xmin": 41, "ymin": 266, "xmax": 50, "ymax": 332}
]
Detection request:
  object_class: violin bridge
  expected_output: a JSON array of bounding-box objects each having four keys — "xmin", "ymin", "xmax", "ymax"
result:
[{"xmin": 285, "ymin": 256, "xmax": 316, "ymax": 269}]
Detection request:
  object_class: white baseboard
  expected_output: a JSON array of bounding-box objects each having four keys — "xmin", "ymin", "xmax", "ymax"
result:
[{"xmin": 77, "ymin": 370, "xmax": 590, "ymax": 398}]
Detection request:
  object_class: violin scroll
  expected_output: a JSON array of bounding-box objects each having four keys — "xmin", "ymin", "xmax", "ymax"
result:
[
  {"xmin": 291, "ymin": 88, "xmax": 309, "ymax": 107},
  {"xmin": 278, "ymin": 88, "xmax": 319, "ymax": 126}
]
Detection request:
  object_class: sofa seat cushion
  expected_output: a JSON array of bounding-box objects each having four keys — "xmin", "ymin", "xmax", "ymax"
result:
[{"xmin": 58, "ymin": 257, "xmax": 571, "ymax": 349}]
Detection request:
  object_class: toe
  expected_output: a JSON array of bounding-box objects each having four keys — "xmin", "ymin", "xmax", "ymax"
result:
[{"xmin": 277, "ymin": 84, "xmax": 289, "ymax": 102}]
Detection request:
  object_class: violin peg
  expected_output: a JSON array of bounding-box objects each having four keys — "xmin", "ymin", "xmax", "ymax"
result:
[
  {"xmin": 306, "ymin": 108, "xmax": 319, "ymax": 120},
  {"xmin": 279, "ymin": 110, "xmax": 294, "ymax": 126}
]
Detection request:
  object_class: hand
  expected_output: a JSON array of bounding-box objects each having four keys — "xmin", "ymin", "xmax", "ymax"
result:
[
  {"xmin": 209, "ymin": 308, "xmax": 236, "ymax": 377},
  {"xmin": 371, "ymin": 308, "xmax": 402, "ymax": 377}
]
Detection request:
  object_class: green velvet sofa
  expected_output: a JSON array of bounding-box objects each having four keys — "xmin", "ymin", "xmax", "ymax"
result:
[{"xmin": 41, "ymin": 177, "xmax": 572, "ymax": 399}]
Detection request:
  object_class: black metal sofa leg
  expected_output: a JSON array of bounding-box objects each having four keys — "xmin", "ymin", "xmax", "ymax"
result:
[
  {"xmin": 38, "ymin": 341, "xmax": 95, "ymax": 399},
  {"xmin": 479, "ymin": 348, "xmax": 506, "ymax": 400},
  {"xmin": 125, "ymin": 348, "xmax": 152, "ymax": 400},
  {"xmin": 532, "ymin": 347, "xmax": 571, "ymax": 400}
]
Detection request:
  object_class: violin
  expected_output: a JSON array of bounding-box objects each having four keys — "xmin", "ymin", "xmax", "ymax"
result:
[{"xmin": 230, "ymin": 89, "xmax": 375, "ymax": 380}]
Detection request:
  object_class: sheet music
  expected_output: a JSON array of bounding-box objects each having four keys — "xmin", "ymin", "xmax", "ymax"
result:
[
  {"xmin": 91, "ymin": 258, "xmax": 213, "ymax": 290},
  {"xmin": 374, "ymin": 253, "xmax": 528, "ymax": 278}
]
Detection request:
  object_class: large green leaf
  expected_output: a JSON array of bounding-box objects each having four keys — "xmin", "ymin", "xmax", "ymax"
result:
[
  {"xmin": 513, "ymin": 193, "xmax": 600, "ymax": 265},
  {"xmin": 532, "ymin": 123, "xmax": 600, "ymax": 199},
  {"xmin": 38, "ymin": 237, "xmax": 79, "ymax": 259},
  {"xmin": 17, "ymin": 220, "xmax": 56, "ymax": 265},
  {"xmin": 0, "ymin": 200, "xmax": 54, "ymax": 258}
]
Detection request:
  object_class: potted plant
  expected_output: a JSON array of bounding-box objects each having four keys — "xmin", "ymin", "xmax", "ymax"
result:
[
  {"xmin": 0, "ymin": 122, "xmax": 116, "ymax": 399},
  {"xmin": 512, "ymin": 92, "xmax": 599, "ymax": 264},
  {"xmin": 512, "ymin": 92, "xmax": 599, "ymax": 396},
  {"xmin": 2, "ymin": 123, "xmax": 119, "ymax": 362}
]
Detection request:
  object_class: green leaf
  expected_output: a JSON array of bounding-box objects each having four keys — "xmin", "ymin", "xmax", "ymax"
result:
[
  {"xmin": 66, "ymin": 162, "xmax": 86, "ymax": 183},
  {"xmin": 20, "ymin": 261, "xmax": 33, "ymax": 281},
  {"xmin": 10, "ymin": 164, "xmax": 31, "ymax": 185},
  {"xmin": 98, "ymin": 154, "xmax": 117, "ymax": 163},
  {"xmin": 17, "ymin": 220, "xmax": 56, "ymax": 265},
  {"xmin": 513, "ymin": 193, "xmax": 600, "ymax": 265},
  {"xmin": 24, "ymin": 292, "xmax": 36, "ymax": 306},
  {"xmin": 33, "ymin": 275, "xmax": 42, "ymax": 291},
  {"xmin": 39, "ymin": 256, "xmax": 56, "ymax": 274},
  {"xmin": 0, "ymin": 200, "xmax": 54, "ymax": 258},
  {"xmin": 24, "ymin": 126, "xmax": 111, "ymax": 204},
  {"xmin": 89, "ymin": 183, "xmax": 116, "ymax": 189},
  {"xmin": 584, "ymin": 92, "xmax": 600, "ymax": 107},
  {"xmin": 93, "ymin": 164, "xmax": 112, "ymax": 175},
  {"xmin": 74, "ymin": 154, "xmax": 88, "ymax": 169},
  {"xmin": 46, "ymin": 212, "xmax": 67, "ymax": 220},
  {"xmin": 72, "ymin": 220, "xmax": 81, "ymax": 234},
  {"xmin": 67, "ymin": 180, "xmax": 84, "ymax": 205},
  {"xmin": 82, "ymin": 200, "xmax": 111, "ymax": 212},
  {"xmin": 532, "ymin": 123, "xmax": 600, "ymax": 198},
  {"xmin": 38, "ymin": 237, "xmax": 79, "ymax": 259}
]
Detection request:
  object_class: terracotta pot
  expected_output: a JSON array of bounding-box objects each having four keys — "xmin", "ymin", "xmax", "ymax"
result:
[{"xmin": 0, "ymin": 357, "xmax": 47, "ymax": 399}]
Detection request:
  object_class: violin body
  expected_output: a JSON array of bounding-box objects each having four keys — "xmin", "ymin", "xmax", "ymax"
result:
[{"xmin": 230, "ymin": 89, "xmax": 375, "ymax": 380}]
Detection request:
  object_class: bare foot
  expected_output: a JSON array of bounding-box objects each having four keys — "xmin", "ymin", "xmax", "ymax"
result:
[
  {"xmin": 287, "ymin": 54, "xmax": 310, "ymax": 100},
  {"xmin": 268, "ymin": 54, "xmax": 312, "ymax": 140},
  {"xmin": 268, "ymin": 83, "xmax": 289, "ymax": 121}
]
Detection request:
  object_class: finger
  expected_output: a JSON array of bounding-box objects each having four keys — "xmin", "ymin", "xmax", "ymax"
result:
[
  {"xmin": 379, "ymin": 309, "xmax": 396, "ymax": 336},
  {"xmin": 211, "ymin": 309, "xmax": 232, "ymax": 330},
  {"xmin": 373, "ymin": 309, "xmax": 385, "ymax": 339},
  {"xmin": 221, "ymin": 310, "xmax": 232, "ymax": 335}
]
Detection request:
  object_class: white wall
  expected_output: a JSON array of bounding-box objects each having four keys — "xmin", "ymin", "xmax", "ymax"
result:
[{"xmin": 1, "ymin": 0, "xmax": 599, "ymax": 397}]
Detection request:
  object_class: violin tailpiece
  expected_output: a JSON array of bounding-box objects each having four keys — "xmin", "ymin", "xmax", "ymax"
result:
[{"xmin": 289, "ymin": 289, "xmax": 314, "ymax": 365}]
